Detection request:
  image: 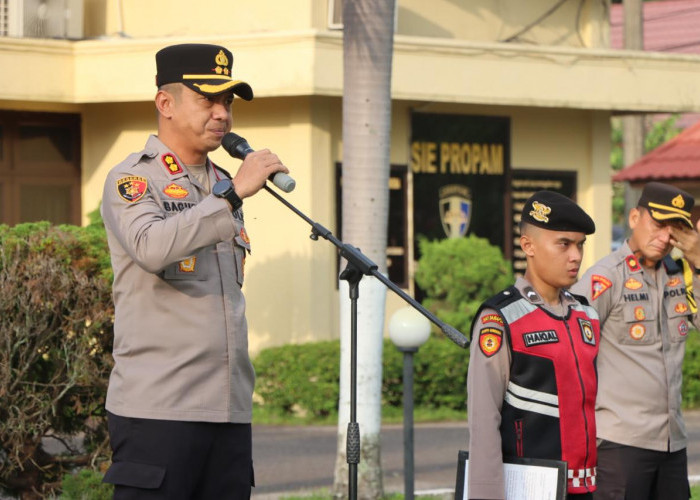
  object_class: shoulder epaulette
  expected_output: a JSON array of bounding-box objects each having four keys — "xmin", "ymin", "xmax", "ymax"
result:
[
  {"xmin": 483, "ymin": 285, "xmax": 521, "ymax": 310},
  {"xmin": 568, "ymin": 292, "xmax": 589, "ymax": 306},
  {"xmin": 663, "ymin": 255, "xmax": 682, "ymax": 275}
]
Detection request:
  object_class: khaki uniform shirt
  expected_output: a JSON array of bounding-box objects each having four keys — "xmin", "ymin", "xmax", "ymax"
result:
[
  {"xmin": 101, "ymin": 135, "xmax": 253, "ymax": 423},
  {"xmin": 571, "ymin": 241, "xmax": 700, "ymax": 452},
  {"xmin": 467, "ymin": 277, "xmax": 579, "ymax": 500}
]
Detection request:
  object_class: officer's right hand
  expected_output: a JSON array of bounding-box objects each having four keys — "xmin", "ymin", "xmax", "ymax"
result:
[{"xmin": 232, "ymin": 149, "xmax": 289, "ymax": 199}]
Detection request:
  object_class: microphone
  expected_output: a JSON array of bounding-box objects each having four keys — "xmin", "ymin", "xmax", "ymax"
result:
[{"xmin": 221, "ymin": 132, "xmax": 296, "ymax": 193}]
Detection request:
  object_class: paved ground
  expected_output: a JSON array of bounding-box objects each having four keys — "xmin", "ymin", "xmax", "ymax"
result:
[
  {"xmin": 252, "ymin": 410, "xmax": 700, "ymax": 499},
  {"xmin": 251, "ymin": 421, "xmax": 463, "ymax": 498}
]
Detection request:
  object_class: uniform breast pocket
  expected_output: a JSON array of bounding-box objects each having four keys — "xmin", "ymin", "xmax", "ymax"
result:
[
  {"xmin": 666, "ymin": 298, "xmax": 692, "ymax": 343},
  {"xmin": 233, "ymin": 234, "xmax": 251, "ymax": 287},
  {"xmin": 620, "ymin": 303, "xmax": 656, "ymax": 345},
  {"xmin": 162, "ymin": 252, "xmax": 208, "ymax": 281}
]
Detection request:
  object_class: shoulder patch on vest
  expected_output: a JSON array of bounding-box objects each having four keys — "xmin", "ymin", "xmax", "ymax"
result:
[
  {"xmin": 481, "ymin": 313, "xmax": 504, "ymax": 326},
  {"xmin": 478, "ymin": 327, "xmax": 502, "ymax": 357}
]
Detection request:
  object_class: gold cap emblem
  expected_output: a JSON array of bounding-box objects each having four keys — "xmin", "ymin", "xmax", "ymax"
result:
[
  {"xmin": 672, "ymin": 194, "xmax": 685, "ymax": 209},
  {"xmin": 215, "ymin": 50, "xmax": 229, "ymax": 67},
  {"xmin": 530, "ymin": 201, "xmax": 551, "ymax": 223}
]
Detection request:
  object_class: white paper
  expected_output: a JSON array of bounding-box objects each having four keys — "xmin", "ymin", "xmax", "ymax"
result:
[{"xmin": 462, "ymin": 459, "xmax": 561, "ymax": 500}]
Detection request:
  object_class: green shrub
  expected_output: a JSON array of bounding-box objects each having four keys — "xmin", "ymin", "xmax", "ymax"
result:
[
  {"xmin": 254, "ymin": 335, "xmax": 469, "ymax": 419},
  {"xmin": 0, "ymin": 217, "xmax": 114, "ymax": 498},
  {"xmin": 414, "ymin": 235, "xmax": 513, "ymax": 336},
  {"xmin": 60, "ymin": 469, "xmax": 113, "ymax": 500},
  {"xmin": 683, "ymin": 329, "xmax": 700, "ymax": 408},
  {"xmin": 254, "ymin": 340, "xmax": 341, "ymax": 419},
  {"xmin": 383, "ymin": 336, "xmax": 467, "ymax": 411}
]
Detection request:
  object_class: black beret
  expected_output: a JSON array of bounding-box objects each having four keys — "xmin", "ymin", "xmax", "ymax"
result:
[
  {"xmin": 637, "ymin": 182, "xmax": 694, "ymax": 228},
  {"xmin": 521, "ymin": 190, "xmax": 595, "ymax": 234},
  {"xmin": 155, "ymin": 43, "xmax": 253, "ymax": 100}
]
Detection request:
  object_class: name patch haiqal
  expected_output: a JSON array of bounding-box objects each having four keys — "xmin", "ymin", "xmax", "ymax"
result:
[
  {"xmin": 117, "ymin": 176, "xmax": 148, "ymax": 203},
  {"xmin": 523, "ymin": 330, "xmax": 559, "ymax": 347}
]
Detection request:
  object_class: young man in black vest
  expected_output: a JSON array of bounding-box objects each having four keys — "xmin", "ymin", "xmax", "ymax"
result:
[{"xmin": 467, "ymin": 191, "xmax": 599, "ymax": 500}]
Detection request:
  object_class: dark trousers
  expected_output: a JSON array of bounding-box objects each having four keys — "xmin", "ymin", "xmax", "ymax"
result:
[
  {"xmin": 594, "ymin": 440, "xmax": 689, "ymax": 500},
  {"xmin": 104, "ymin": 411, "xmax": 254, "ymax": 500}
]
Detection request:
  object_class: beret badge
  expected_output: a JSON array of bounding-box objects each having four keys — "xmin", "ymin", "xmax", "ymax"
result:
[{"xmin": 529, "ymin": 201, "xmax": 551, "ymax": 224}]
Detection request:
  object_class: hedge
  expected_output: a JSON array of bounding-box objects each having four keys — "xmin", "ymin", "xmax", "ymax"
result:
[{"xmin": 0, "ymin": 216, "xmax": 114, "ymax": 499}]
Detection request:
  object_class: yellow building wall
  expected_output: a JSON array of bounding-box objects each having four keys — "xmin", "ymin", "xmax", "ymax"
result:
[
  {"xmin": 84, "ymin": 0, "xmax": 607, "ymax": 49},
  {"xmin": 397, "ymin": 0, "xmax": 608, "ymax": 48},
  {"xmin": 84, "ymin": 0, "xmax": 328, "ymax": 38},
  {"xmin": 1, "ymin": 0, "xmax": 681, "ymax": 352}
]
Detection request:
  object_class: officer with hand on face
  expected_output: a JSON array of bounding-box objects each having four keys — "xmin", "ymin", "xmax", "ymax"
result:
[
  {"xmin": 467, "ymin": 191, "xmax": 600, "ymax": 500},
  {"xmin": 571, "ymin": 182, "xmax": 700, "ymax": 500}
]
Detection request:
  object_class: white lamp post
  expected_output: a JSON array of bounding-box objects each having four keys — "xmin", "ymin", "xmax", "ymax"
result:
[{"xmin": 389, "ymin": 307, "xmax": 431, "ymax": 500}]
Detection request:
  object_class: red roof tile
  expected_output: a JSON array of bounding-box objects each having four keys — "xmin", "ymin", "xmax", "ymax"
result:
[
  {"xmin": 613, "ymin": 120, "xmax": 700, "ymax": 181},
  {"xmin": 610, "ymin": 0, "xmax": 700, "ymax": 54}
]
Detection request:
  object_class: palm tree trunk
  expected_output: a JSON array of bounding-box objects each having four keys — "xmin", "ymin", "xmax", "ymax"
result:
[{"xmin": 333, "ymin": 0, "xmax": 396, "ymax": 498}]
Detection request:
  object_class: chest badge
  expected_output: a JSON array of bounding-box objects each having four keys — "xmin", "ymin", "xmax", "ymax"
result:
[
  {"xmin": 629, "ymin": 323, "xmax": 646, "ymax": 340},
  {"xmin": 478, "ymin": 327, "xmax": 502, "ymax": 357},
  {"xmin": 667, "ymin": 277, "xmax": 682, "ymax": 288},
  {"xmin": 578, "ymin": 318, "xmax": 596, "ymax": 346},
  {"xmin": 624, "ymin": 278, "xmax": 643, "ymax": 290},
  {"xmin": 679, "ymin": 320, "xmax": 689, "ymax": 336},
  {"xmin": 591, "ymin": 275, "xmax": 612, "ymax": 300},
  {"xmin": 675, "ymin": 302, "xmax": 689, "ymax": 314},
  {"xmin": 162, "ymin": 153, "xmax": 183, "ymax": 175},
  {"xmin": 116, "ymin": 176, "xmax": 147, "ymax": 203},
  {"xmin": 179, "ymin": 256, "xmax": 196, "ymax": 273},
  {"xmin": 634, "ymin": 306, "xmax": 646, "ymax": 320},
  {"xmin": 163, "ymin": 183, "xmax": 189, "ymax": 199}
]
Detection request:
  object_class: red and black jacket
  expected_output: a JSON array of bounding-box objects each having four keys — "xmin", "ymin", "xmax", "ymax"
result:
[{"xmin": 477, "ymin": 286, "xmax": 600, "ymax": 494}]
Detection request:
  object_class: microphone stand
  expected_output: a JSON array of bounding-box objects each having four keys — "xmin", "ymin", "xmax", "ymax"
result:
[{"xmin": 263, "ymin": 185, "xmax": 469, "ymax": 500}]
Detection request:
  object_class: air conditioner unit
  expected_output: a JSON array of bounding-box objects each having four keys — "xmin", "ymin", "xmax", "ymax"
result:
[{"xmin": 4, "ymin": 0, "xmax": 83, "ymax": 39}]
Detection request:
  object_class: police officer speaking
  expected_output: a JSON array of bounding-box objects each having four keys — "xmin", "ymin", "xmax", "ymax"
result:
[
  {"xmin": 100, "ymin": 43, "xmax": 289, "ymax": 499},
  {"xmin": 467, "ymin": 190, "xmax": 600, "ymax": 500},
  {"xmin": 572, "ymin": 182, "xmax": 700, "ymax": 500}
]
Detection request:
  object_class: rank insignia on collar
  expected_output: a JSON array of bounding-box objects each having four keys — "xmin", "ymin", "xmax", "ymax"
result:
[
  {"xmin": 626, "ymin": 255, "xmax": 642, "ymax": 273},
  {"xmin": 163, "ymin": 183, "xmax": 189, "ymax": 199},
  {"xmin": 591, "ymin": 274, "xmax": 612, "ymax": 300},
  {"xmin": 162, "ymin": 153, "xmax": 183, "ymax": 175},
  {"xmin": 625, "ymin": 278, "xmax": 643, "ymax": 290},
  {"xmin": 479, "ymin": 327, "xmax": 502, "ymax": 357},
  {"xmin": 524, "ymin": 287, "xmax": 540, "ymax": 302},
  {"xmin": 116, "ymin": 176, "xmax": 147, "ymax": 203},
  {"xmin": 578, "ymin": 318, "xmax": 596, "ymax": 346}
]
